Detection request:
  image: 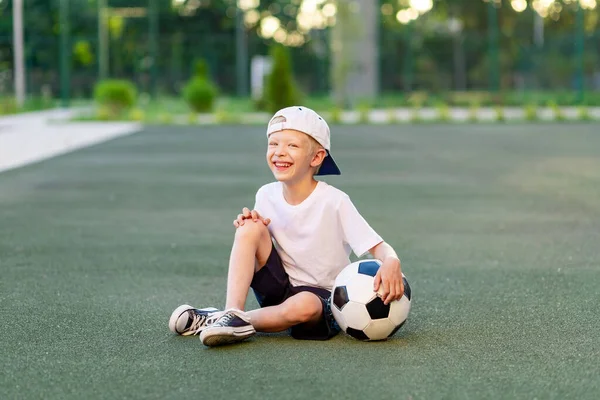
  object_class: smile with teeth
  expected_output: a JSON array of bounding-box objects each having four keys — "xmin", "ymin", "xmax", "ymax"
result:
[{"xmin": 273, "ymin": 161, "xmax": 292, "ymax": 171}]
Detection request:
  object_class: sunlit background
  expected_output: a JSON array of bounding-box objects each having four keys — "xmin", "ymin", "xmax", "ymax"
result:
[{"xmin": 1, "ymin": 0, "xmax": 599, "ymax": 114}]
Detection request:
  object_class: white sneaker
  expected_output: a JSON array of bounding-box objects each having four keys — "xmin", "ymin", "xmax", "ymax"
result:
[
  {"xmin": 168, "ymin": 304, "xmax": 221, "ymax": 336},
  {"xmin": 200, "ymin": 309, "xmax": 256, "ymax": 346}
]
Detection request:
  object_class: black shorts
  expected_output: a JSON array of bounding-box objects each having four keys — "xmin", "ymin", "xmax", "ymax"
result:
[{"xmin": 250, "ymin": 245, "xmax": 340, "ymax": 340}]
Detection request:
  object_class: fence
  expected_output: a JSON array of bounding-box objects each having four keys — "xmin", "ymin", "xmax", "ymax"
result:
[{"xmin": 1, "ymin": 4, "xmax": 599, "ymax": 105}]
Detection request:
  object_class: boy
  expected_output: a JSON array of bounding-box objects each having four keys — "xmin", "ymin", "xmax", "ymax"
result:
[{"xmin": 168, "ymin": 106, "xmax": 404, "ymax": 347}]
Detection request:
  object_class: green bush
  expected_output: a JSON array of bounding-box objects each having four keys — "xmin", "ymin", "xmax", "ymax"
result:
[
  {"xmin": 187, "ymin": 112, "xmax": 199, "ymax": 125},
  {"xmin": 357, "ymin": 102, "xmax": 371, "ymax": 123},
  {"xmin": 183, "ymin": 77, "xmax": 218, "ymax": 113},
  {"xmin": 407, "ymin": 91, "xmax": 428, "ymax": 108},
  {"xmin": 577, "ymin": 106, "xmax": 591, "ymax": 121},
  {"xmin": 524, "ymin": 104, "xmax": 538, "ymax": 121},
  {"xmin": 409, "ymin": 106, "xmax": 422, "ymax": 124},
  {"xmin": 468, "ymin": 102, "xmax": 480, "ymax": 123},
  {"xmin": 253, "ymin": 96, "xmax": 269, "ymax": 112},
  {"xmin": 436, "ymin": 102, "xmax": 451, "ymax": 122},
  {"xmin": 0, "ymin": 97, "xmax": 18, "ymax": 115},
  {"xmin": 548, "ymin": 101, "xmax": 565, "ymax": 122},
  {"xmin": 386, "ymin": 108, "xmax": 398, "ymax": 124},
  {"xmin": 96, "ymin": 105, "xmax": 113, "ymax": 121},
  {"xmin": 329, "ymin": 107, "xmax": 342, "ymax": 124},
  {"xmin": 193, "ymin": 59, "xmax": 209, "ymax": 79},
  {"xmin": 93, "ymin": 79, "xmax": 137, "ymax": 116},
  {"xmin": 158, "ymin": 113, "xmax": 174, "ymax": 124},
  {"xmin": 264, "ymin": 45, "xmax": 301, "ymax": 113},
  {"xmin": 182, "ymin": 58, "xmax": 219, "ymax": 113},
  {"xmin": 494, "ymin": 106, "xmax": 505, "ymax": 123},
  {"xmin": 128, "ymin": 108, "xmax": 145, "ymax": 121},
  {"xmin": 215, "ymin": 106, "xmax": 243, "ymax": 124}
]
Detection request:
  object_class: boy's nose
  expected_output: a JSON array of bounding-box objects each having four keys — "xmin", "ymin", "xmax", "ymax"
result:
[{"xmin": 275, "ymin": 146, "xmax": 286, "ymax": 156}]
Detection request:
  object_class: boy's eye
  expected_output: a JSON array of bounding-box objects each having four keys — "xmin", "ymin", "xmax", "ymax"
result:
[
  {"xmin": 289, "ymin": 144, "xmax": 298, "ymax": 148},
  {"xmin": 268, "ymin": 142, "xmax": 277, "ymax": 146}
]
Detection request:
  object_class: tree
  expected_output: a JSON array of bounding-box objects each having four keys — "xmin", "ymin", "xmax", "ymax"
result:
[{"xmin": 264, "ymin": 44, "xmax": 301, "ymax": 113}]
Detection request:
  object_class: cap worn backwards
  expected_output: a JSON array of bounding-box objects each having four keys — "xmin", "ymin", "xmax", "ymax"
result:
[{"xmin": 266, "ymin": 106, "xmax": 341, "ymax": 176}]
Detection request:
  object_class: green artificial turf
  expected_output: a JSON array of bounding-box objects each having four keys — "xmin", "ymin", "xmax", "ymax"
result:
[{"xmin": 1, "ymin": 124, "xmax": 599, "ymax": 399}]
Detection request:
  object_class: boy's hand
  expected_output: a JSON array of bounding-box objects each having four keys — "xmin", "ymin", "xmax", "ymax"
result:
[
  {"xmin": 233, "ymin": 207, "xmax": 271, "ymax": 228},
  {"xmin": 373, "ymin": 257, "xmax": 404, "ymax": 305}
]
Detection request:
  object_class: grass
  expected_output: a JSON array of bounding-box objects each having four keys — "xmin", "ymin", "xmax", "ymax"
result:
[
  {"xmin": 4, "ymin": 89, "xmax": 600, "ymax": 119},
  {"xmin": 132, "ymin": 90, "xmax": 600, "ymax": 112},
  {"xmin": 0, "ymin": 96, "xmax": 58, "ymax": 115},
  {"xmin": 68, "ymin": 97, "xmax": 600, "ymax": 126},
  {"xmin": 1, "ymin": 124, "xmax": 600, "ymax": 399},
  {"xmin": 50, "ymin": 89, "xmax": 600, "ymax": 120}
]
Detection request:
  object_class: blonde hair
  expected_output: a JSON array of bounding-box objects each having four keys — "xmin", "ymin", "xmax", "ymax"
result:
[
  {"xmin": 306, "ymin": 135, "xmax": 323, "ymax": 154},
  {"xmin": 305, "ymin": 135, "xmax": 325, "ymax": 175}
]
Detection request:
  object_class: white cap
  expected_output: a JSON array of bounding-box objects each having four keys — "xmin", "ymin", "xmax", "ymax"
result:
[{"xmin": 266, "ymin": 106, "xmax": 341, "ymax": 175}]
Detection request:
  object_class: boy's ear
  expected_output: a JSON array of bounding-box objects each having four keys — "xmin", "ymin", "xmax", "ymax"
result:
[{"xmin": 311, "ymin": 148, "xmax": 327, "ymax": 168}]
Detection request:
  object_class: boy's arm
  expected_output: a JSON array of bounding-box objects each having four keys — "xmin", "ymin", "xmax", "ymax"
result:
[
  {"xmin": 336, "ymin": 193, "xmax": 402, "ymax": 303},
  {"xmin": 368, "ymin": 242, "xmax": 404, "ymax": 305},
  {"xmin": 369, "ymin": 241, "xmax": 399, "ymax": 262}
]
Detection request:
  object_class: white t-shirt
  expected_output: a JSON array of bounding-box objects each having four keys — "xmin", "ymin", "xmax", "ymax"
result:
[{"xmin": 253, "ymin": 181, "xmax": 383, "ymax": 290}]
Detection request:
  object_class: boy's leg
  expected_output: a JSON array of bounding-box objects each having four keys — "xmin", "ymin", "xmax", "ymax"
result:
[
  {"xmin": 201, "ymin": 221, "xmax": 339, "ymax": 346},
  {"xmin": 244, "ymin": 240, "xmax": 339, "ymax": 339},
  {"xmin": 225, "ymin": 220, "xmax": 273, "ymax": 311},
  {"xmin": 199, "ymin": 220, "xmax": 274, "ymax": 346},
  {"xmin": 247, "ymin": 291, "xmax": 323, "ymax": 332},
  {"xmin": 287, "ymin": 287, "xmax": 340, "ymax": 341},
  {"xmin": 171, "ymin": 221, "xmax": 272, "ymax": 338},
  {"xmin": 201, "ymin": 292, "xmax": 325, "ymax": 346}
]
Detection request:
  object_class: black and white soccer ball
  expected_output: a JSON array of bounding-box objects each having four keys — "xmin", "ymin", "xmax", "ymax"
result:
[{"xmin": 331, "ymin": 259, "xmax": 411, "ymax": 341}]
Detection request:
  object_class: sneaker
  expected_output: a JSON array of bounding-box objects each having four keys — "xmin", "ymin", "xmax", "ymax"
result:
[
  {"xmin": 168, "ymin": 304, "xmax": 221, "ymax": 336},
  {"xmin": 200, "ymin": 308, "xmax": 256, "ymax": 346}
]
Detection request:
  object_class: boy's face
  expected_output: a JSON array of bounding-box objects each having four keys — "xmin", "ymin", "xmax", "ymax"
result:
[{"xmin": 266, "ymin": 129, "xmax": 325, "ymax": 183}]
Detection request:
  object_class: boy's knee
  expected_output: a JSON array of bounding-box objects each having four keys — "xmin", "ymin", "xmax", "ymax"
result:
[
  {"xmin": 234, "ymin": 220, "xmax": 272, "ymax": 267},
  {"xmin": 235, "ymin": 220, "xmax": 268, "ymax": 242},
  {"xmin": 283, "ymin": 292, "xmax": 322, "ymax": 324}
]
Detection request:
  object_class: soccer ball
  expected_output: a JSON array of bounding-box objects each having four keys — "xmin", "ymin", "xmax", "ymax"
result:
[{"xmin": 331, "ymin": 259, "xmax": 412, "ymax": 341}]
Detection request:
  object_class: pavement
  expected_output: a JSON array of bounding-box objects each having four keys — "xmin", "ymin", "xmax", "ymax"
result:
[{"xmin": 0, "ymin": 108, "xmax": 141, "ymax": 174}]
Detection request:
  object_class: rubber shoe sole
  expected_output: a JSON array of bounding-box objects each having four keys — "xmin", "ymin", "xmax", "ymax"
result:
[{"xmin": 200, "ymin": 326, "xmax": 256, "ymax": 347}]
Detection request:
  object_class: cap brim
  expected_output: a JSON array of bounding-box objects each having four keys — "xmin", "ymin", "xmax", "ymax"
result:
[{"xmin": 315, "ymin": 150, "xmax": 341, "ymax": 176}]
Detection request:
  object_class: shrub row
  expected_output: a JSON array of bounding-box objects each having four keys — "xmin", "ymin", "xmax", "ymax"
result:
[{"xmin": 92, "ymin": 45, "xmax": 301, "ymax": 119}]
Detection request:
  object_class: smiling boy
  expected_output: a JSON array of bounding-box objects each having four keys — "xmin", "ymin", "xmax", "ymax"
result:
[{"xmin": 169, "ymin": 106, "xmax": 404, "ymax": 347}]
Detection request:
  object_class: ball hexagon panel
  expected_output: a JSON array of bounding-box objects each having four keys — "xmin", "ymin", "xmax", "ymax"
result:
[
  {"xmin": 364, "ymin": 318, "xmax": 396, "ymax": 340},
  {"xmin": 331, "ymin": 303, "xmax": 348, "ymax": 332},
  {"xmin": 388, "ymin": 296, "xmax": 411, "ymax": 326},
  {"xmin": 365, "ymin": 296, "xmax": 390, "ymax": 320},
  {"xmin": 345, "ymin": 273, "xmax": 377, "ymax": 305},
  {"xmin": 340, "ymin": 301, "xmax": 372, "ymax": 331},
  {"xmin": 334, "ymin": 262, "xmax": 360, "ymax": 286}
]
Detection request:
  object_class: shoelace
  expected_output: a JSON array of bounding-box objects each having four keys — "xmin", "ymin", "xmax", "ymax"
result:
[
  {"xmin": 186, "ymin": 311, "xmax": 222, "ymax": 336},
  {"xmin": 212, "ymin": 311, "xmax": 237, "ymax": 327}
]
